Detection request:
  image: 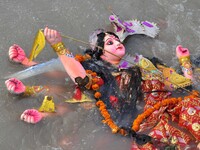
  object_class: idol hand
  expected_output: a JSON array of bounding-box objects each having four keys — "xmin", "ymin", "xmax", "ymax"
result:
[
  {"xmin": 5, "ymin": 78, "xmax": 25, "ymax": 95},
  {"xmin": 8, "ymin": 44, "xmax": 26, "ymax": 63},
  {"xmin": 20, "ymin": 109, "xmax": 43, "ymax": 124},
  {"xmin": 44, "ymin": 27, "xmax": 62, "ymax": 46}
]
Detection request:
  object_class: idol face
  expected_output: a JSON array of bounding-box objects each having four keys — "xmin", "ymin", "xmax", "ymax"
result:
[{"xmin": 101, "ymin": 34, "xmax": 126, "ymax": 64}]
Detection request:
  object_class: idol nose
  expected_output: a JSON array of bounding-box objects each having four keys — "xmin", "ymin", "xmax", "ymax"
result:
[{"xmin": 115, "ymin": 40, "xmax": 121, "ymax": 46}]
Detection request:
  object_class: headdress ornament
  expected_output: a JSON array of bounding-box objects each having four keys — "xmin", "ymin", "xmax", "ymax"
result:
[{"xmin": 89, "ymin": 28, "xmax": 104, "ymax": 50}]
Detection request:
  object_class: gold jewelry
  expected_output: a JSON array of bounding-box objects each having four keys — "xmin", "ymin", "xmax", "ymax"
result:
[
  {"xmin": 23, "ymin": 86, "xmax": 49, "ymax": 96},
  {"xmin": 178, "ymin": 56, "xmax": 193, "ymax": 77},
  {"xmin": 51, "ymin": 42, "xmax": 69, "ymax": 55},
  {"xmin": 23, "ymin": 86, "xmax": 36, "ymax": 96},
  {"xmin": 178, "ymin": 56, "xmax": 190, "ymax": 64}
]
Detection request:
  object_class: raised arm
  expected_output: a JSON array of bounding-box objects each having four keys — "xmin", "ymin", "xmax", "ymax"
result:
[{"xmin": 44, "ymin": 27, "xmax": 86, "ymax": 82}]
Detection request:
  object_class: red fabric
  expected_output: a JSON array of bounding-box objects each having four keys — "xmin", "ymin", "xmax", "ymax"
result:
[
  {"xmin": 73, "ymin": 87, "xmax": 82, "ymax": 100},
  {"xmin": 168, "ymin": 97, "xmax": 200, "ymax": 141},
  {"xmin": 141, "ymin": 80, "xmax": 170, "ymax": 110},
  {"xmin": 149, "ymin": 116, "xmax": 191, "ymax": 147}
]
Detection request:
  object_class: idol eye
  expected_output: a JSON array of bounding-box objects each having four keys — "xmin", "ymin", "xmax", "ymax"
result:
[{"xmin": 107, "ymin": 41, "xmax": 113, "ymax": 45}]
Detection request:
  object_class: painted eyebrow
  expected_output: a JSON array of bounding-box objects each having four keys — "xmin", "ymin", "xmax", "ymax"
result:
[
  {"xmin": 105, "ymin": 38, "xmax": 113, "ymax": 42},
  {"xmin": 105, "ymin": 37, "xmax": 119, "ymax": 42}
]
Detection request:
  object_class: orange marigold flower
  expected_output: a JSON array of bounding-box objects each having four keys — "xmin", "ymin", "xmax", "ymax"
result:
[
  {"xmin": 107, "ymin": 120, "xmax": 113, "ymax": 126},
  {"xmin": 92, "ymin": 84, "xmax": 99, "ymax": 90},
  {"xmin": 140, "ymin": 114, "xmax": 146, "ymax": 119},
  {"xmin": 119, "ymin": 129, "xmax": 127, "ymax": 136},
  {"xmin": 100, "ymin": 109, "xmax": 107, "ymax": 114},
  {"xmin": 91, "ymin": 72, "xmax": 97, "ymax": 77},
  {"xmin": 75, "ymin": 54, "xmax": 84, "ymax": 62},
  {"xmin": 178, "ymin": 97, "xmax": 182, "ymax": 102},
  {"xmin": 148, "ymin": 108, "xmax": 155, "ymax": 113},
  {"xmin": 171, "ymin": 99, "xmax": 176, "ymax": 104},
  {"xmin": 102, "ymin": 120, "xmax": 107, "ymax": 124},
  {"xmin": 168, "ymin": 100, "xmax": 172, "ymax": 105},
  {"xmin": 86, "ymin": 70, "xmax": 93, "ymax": 74},
  {"xmin": 143, "ymin": 111, "xmax": 149, "ymax": 117},
  {"xmin": 105, "ymin": 115, "xmax": 111, "ymax": 120},
  {"xmin": 112, "ymin": 127, "xmax": 118, "ymax": 133},
  {"xmin": 94, "ymin": 92, "xmax": 102, "ymax": 99},
  {"xmin": 99, "ymin": 105, "xmax": 106, "ymax": 110},
  {"xmin": 136, "ymin": 117, "xmax": 143, "ymax": 123},
  {"xmin": 162, "ymin": 100, "xmax": 168, "ymax": 106},
  {"xmin": 96, "ymin": 100, "xmax": 103, "ymax": 107},
  {"xmin": 154, "ymin": 103, "xmax": 161, "ymax": 110},
  {"xmin": 92, "ymin": 77, "xmax": 99, "ymax": 83},
  {"xmin": 192, "ymin": 90, "xmax": 199, "ymax": 97},
  {"xmin": 132, "ymin": 125, "xmax": 140, "ymax": 131}
]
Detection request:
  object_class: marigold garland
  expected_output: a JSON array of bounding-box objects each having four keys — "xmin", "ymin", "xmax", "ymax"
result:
[
  {"xmin": 92, "ymin": 77, "xmax": 99, "ymax": 83},
  {"xmin": 91, "ymin": 84, "xmax": 99, "ymax": 90},
  {"xmin": 94, "ymin": 92, "xmax": 101, "ymax": 99},
  {"xmin": 79, "ymin": 69, "xmax": 198, "ymax": 137},
  {"xmin": 132, "ymin": 90, "xmax": 199, "ymax": 132},
  {"xmin": 83, "ymin": 69, "xmax": 126, "ymax": 135},
  {"xmin": 184, "ymin": 90, "xmax": 199, "ymax": 99},
  {"xmin": 75, "ymin": 54, "xmax": 91, "ymax": 62},
  {"xmin": 86, "ymin": 70, "xmax": 93, "ymax": 74},
  {"xmin": 75, "ymin": 55, "xmax": 200, "ymax": 138},
  {"xmin": 96, "ymin": 100, "xmax": 120, "ymax": 133},
  {"xmin": 91, "ymin": 72, "xmax": 97, "ymax": 77},
  {"xmin": 74, "ymin": 54, "xmax": 84, "ymax": 62},
  {"xmin": 132, "ymin": 97, "xmax": 182, "ymax": 132}
]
